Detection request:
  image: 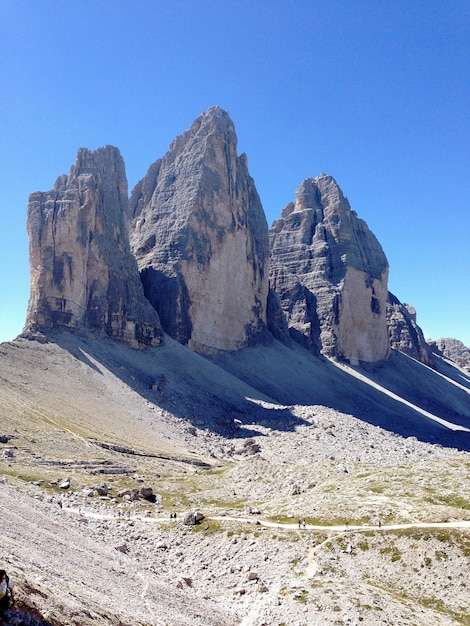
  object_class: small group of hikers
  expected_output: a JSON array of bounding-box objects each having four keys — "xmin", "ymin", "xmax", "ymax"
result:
[{"xmin": 0, "ymin": 569, "xmax": 15, "ymax": 623}]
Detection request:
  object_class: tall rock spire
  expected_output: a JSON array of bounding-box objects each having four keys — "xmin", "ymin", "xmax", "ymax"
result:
[
  {"xmin": 24, "ymin": 146, "xmax": 162, "ymax": 347},
  {"xmin": 129, "ymin": 107, "xmax": 270, "ymax": 353},
  {"xmin": 270, "ymin": 174, "xmax": 390, "ymax": 364}
]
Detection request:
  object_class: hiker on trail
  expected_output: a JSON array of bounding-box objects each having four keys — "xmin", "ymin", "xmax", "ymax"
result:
[{"xmin": 0, "ymin": 569, "xmax": 15, "ymax": 621}]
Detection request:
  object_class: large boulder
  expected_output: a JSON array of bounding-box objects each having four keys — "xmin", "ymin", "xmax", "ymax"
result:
[
  {"xmin": 24, "ymin": 146, "xmax": 162, "ymax": 347},
  {"xmin": 270, "ymin": 174, "xmax": 390, "ymax": 364},
  {"xmin": 128, "ymin": 107, "xmax": 270, "ymax": 353}
]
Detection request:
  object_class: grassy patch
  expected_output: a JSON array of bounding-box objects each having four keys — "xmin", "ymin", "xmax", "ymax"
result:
[
  {"xmin": 428, "ymin": 494, "xmax": 470, "ymax": 510},
  {"xmin": 189, "ymin": 518, "xmax": 224, "ymax": 534},
  {"xmin": 390, "ymin": 547, "xmax": 402, "ymax": 562},
  {"xmin": 419, "ymin": 598, "xmax": 470, "ymax": 625},
  {"xmin": 293, "ymin": 590, "xmax": 309, "ymax": 604}
]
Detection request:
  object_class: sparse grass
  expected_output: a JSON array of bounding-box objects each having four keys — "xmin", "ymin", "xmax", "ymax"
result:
[
  {"xmin": 199, "ymin": 496, "xmax": 248, "ymax": 509},
  {"xmin": 189, "ymin": 519, "xmax": 224, "ymax": 534},
  {"xmin": 437, "ymin": 494, "xmax": 470, "ymax": 510},
  {"xmin": 435, "ymin": 549, "xmax": 448, "ymax": 561},
  {"xmin": 293, "ymin": 590, "xmax": 309, "ymax": 604},
  {"xmin": 419, "ymin": 598, "xmax": 470, "ymax": 625},
  {"xmin": 369, "ymin": 578, "xmax": 470, "ymax": 625},
  {"xmin": 390, "ymin": 547, "xmax": 401, "ymax": 562}
]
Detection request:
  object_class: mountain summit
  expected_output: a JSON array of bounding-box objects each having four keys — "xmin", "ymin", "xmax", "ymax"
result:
[
  {"xmin": 24, "ymin": 146, "xmax": 162, "ymax": 347},
  {"xmin": 128, "ymin": 106, "xmax": 270, "ymax": 353},
  {"xmin": 270, "ymin": 174, "xmax": 390, "ymax": 364}
]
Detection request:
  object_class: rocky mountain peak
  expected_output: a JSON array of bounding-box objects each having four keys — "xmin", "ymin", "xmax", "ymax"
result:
[
  {"xmin": 129, "ymin": 107, "xmax": 270, "ymax": 353},
  {"xmin": 21, "ymin": 109, "xmax": 443, "ymax": 368},
  {"xmin": 270, "ymin": 174, "xmax": 390, "ymax": 364},
  {"xmin": 24, "ymin": 146, "xmax": 162, "ymax": 347}
]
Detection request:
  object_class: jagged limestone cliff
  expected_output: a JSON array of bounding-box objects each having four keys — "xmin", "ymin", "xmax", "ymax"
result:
[
  {"xmin": 25, "ymin": 146, "xmax": 162, "ymax": 347},
  {"xmin": 129, "ymin": 107, "xmax": 270, "ymax": 353},
  {"xmin": 23, "ymin": 110, "xmax": 440, "ymax": 367},
  {"xmin": 270, "ymin": 174, "xmax": 390, "ymax": 364},
  {"xmin": 387, "ymin": 293, "xmax": 434, "ymax": 366}
]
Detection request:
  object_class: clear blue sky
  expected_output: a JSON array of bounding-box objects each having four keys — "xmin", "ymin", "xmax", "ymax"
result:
[{"xmin": 1, "ymin": 0, "xmax": 469, "ymax": 346}]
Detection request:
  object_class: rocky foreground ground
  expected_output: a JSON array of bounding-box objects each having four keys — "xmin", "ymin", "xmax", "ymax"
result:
[{"xmin": 1, "ymin": 333, "xmax": 470, "ymax": 625}]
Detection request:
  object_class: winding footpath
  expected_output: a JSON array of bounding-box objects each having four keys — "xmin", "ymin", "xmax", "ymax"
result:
[
  {"xmin": 209, "ymin": 515, "xmax": 470, "ymax": 532},
  {"xmin": 62, "ymin": 505, "xmax": 470, "ymax": 532}
]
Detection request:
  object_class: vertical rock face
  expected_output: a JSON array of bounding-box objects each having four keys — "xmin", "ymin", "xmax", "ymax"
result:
[
  {"xmin": 387, "ymin": 293, "xmax": 434, "ymax": 366},
  {"xmin": 129, "ymin": 106, "xmax": 270, "ymax": 353},
  {"xmin": 270, "ymin": 174, "xmax": 390, "ymax": 364},
  {"xmin": 25, "ymin": 146, "xmax": 162, "ymax": 347}
]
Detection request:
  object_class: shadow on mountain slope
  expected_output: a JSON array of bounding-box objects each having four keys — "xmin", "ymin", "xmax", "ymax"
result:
[
  {"xmin": 4, "ymin": 329, "xmax": 470, "ymax": 453},
  {"xmin": 34, "ymin": 330, "xmax": 310, "ymax": 436},
  {"xmin": 210, "ymin": 341, "xmax": 470, "ymax": 451}
]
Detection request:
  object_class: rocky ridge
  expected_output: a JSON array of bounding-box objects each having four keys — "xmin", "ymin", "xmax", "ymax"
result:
[
  {"xmin": 387, "ymin": 292, "xmax": 435, "ymax": 366},
  {"xmin": 429, "ymin": 337, "xmax": 470, "ymax": 373}
]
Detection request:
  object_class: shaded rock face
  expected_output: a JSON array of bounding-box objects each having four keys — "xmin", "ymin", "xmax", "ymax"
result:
[
  {"xmin": 129, "ymin": 107, "xmax": 270, "ymax": 353},
  {"xmin": 387, "ymin": 293, "xmax": 434, "ymax": 366},
  {"xmin": 428, "ymin": 337, "xmax": 470, "ymax": 372},
  {"xmin": 266, "ymin": 287, "xmax": 291, "ymax": 346},
  {"xmin": 25, "ymin": 146, "xmax": 162, "ymax": 347},
  {"xmin": 269, "ymin": 175, "xmax": 390, "ymax": 364}
]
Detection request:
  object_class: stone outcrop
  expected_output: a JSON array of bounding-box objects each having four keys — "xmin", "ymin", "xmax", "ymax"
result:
[
  {"xmin": 386, "ymin": 293, "xmax": 434, "ymax": 366},
  {"xmin": 269, "ymin": 174, "xmax": 390, "ymax": 364},
  {"xmin": 428, "ymin": 337, "xmax": 470, "ymax": 372},
  {"xmin": 25, "ymin": 146, "xmax": 162, "ymax": 347},
  {"xmin": 128, "ymin": 106, "xmax": 270, "ymax": 353}
]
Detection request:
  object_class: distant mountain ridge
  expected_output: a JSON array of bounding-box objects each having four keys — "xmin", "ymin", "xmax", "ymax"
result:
[
  {"xmin": 428, "ymin": 338, "xmax": 470, "ymax": 373},
  {"xmin": 23, "ymin": 107, "xmax": 465, "ymax": 368}
]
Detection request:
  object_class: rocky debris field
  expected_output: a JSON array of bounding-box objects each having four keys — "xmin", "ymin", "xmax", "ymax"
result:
[
  {"xmin": 2, "ymin": 401, "xmax": 470, "ymax": 626},
  {"xmin": 1, "ymin": 334, "xmax": 470, "ymax": 625}
]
